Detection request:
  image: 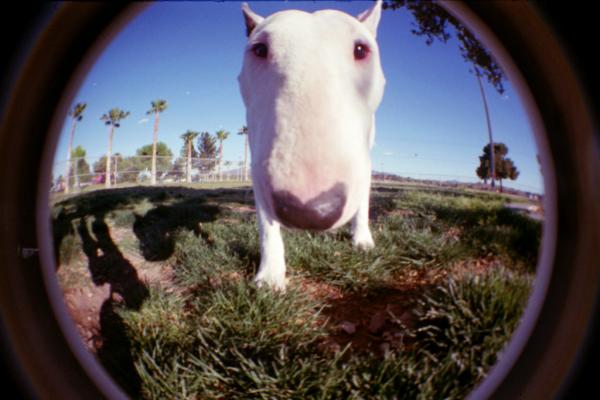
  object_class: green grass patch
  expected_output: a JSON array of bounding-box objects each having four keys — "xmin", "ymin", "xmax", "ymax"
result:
[
  {"xmin": 117, "ymin": 268, "xmax": 530, "ymax": 399},
  {"xmin": 51, "ymin": 184, "xmax": 541, "ymax": 398},
  {"xmin": 411, "ymin": 269, "xmax": 531, "ymax": 398}
]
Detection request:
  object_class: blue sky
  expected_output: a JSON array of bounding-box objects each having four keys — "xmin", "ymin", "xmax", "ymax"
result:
[{"xmin": 53, "ymin": 1, "xmax": 543, "ymax": 193}]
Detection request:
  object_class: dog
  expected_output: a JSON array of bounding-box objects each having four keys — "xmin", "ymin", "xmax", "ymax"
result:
[{"xmin": 238, "ymin": 0, "xmax": 385, "ymax": 290}]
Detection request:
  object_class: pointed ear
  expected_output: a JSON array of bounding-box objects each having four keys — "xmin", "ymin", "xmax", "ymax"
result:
[
  {"xmin": 242, "ymin": 3, "xmax": 264, "ymax": 37},
  {"xmin": 357, "ymin": 0, "xmax": 382, "ymax": 37}
]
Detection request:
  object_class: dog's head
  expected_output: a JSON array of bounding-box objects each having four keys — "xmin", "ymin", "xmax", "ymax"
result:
[{"xmin": 239, "ymin": 1, "xmax": 385, "ymax": 230}]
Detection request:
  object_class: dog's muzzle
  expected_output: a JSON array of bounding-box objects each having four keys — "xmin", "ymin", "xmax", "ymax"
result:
[{"xmin": 272, "ymin": 183, "xmax": 347, "ymax": 230}]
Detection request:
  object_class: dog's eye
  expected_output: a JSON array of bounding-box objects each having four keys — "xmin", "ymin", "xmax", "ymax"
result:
[
  {"xmin": 252, "ymin": 43, "xmax": 268, "ymax": 59},
  {"xmin": 354, "ymin": 42, "xmax": 370, "ymax": 60}
]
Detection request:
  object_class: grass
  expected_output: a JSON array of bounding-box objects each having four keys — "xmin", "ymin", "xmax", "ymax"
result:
[
  {"xmin": 118, "ymin": 269, "xmax": 530, "ymax": 399},
  {"xmin": 51, "ymin": 183, "xmax": 541, "ymax": 399}
]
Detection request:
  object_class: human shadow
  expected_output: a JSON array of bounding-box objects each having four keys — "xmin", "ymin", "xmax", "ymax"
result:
[
  {"xmin": 50, "ymin": 186, "xmax": 255, "ymax": 396},
  {"xmin": 52, "ymin": 210, "xmax": 75, "ymax": 270},
  {"xmin": 51, "ymin": 186, "xmax": 217, "ymax": 267},
  {"xmin": 52, "ymin": 186, "xmax": 252, "ymax": 266},
  {"xmin": 77, "ymin": 215, "xmax": 149, "ymax": 397}
]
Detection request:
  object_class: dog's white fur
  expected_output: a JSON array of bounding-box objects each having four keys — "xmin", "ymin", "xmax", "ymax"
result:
[{"xmin": 238, "ymin": 0, "xmax": 385, "ymax": 290}]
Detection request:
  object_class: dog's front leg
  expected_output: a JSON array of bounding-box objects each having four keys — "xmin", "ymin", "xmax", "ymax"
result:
[
  {"xmin": 352, "ymin": 173, "xmax": 375, "ymax": 250},
  {"xmin": 254, "ymin": 204, "xmax": 287, "ymax": 290},
  {"xmin": 352, "ymin": 187, "xmax": 375, "ymax": 249},
  {"xmin": 353, "ymin": 121, "xmax": 376, "ymax": 250}
]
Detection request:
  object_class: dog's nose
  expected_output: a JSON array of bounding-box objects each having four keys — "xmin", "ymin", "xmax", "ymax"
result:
[{"xmin": 272, "ymin": 183, "xmax": 347, "ymax": 230}]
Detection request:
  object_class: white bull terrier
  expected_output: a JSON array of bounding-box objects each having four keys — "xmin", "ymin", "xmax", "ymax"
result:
[{"xmin": 238, "ymin": 0, "xmax": 386, "ymax": 290}]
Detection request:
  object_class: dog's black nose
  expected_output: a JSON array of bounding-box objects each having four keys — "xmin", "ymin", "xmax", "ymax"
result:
[{"xmin": 272, "ymin": 183, "xmax": 347, "ymax": 230}]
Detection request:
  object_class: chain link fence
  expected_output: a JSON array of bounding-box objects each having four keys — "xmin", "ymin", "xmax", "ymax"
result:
[
  {"xmin": 52, "ymin": 155, "xmax": 249, "ymax": 193},
  {"xmin": 52, "ymin": 154, "xmax": 541, "ymax": 199}
]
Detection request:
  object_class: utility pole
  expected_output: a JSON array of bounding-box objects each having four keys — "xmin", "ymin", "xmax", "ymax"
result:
[
  {"xmin": 65, "ymin": 117, "xmax": 77, "ymax": 194},
  {"xmin": 475, "ymin": 67, "xmax": 496, "ymax": 189}
]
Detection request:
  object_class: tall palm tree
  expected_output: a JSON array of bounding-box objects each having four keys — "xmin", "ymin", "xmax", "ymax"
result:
[
  {"xmin": 65, "ymin": 102, "xmax": 86, "ymax": 193},
  {"xmin": 215, "ymin": 129, "xmax": 230, "ymax": 181},
  {"xmin": 237, "ymin": 125, "xmax": 249, "ymax": 182},
  {"xmin": 181, "ymin": 130, "xmax": 200, "ymax": 183},
  {"xmin": 101, "ymin": 108, "xmax": 130, "ymax": 188},
  {"xmin": 146, "ymin": 99, "xmax": 168, "ymax": 185}
]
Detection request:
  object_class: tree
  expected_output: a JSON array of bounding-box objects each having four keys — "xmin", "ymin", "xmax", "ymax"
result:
[
  {"xmin": 238, "ymin": 125, "xmax": 249, "ymax": 181},
  {"xmin": 101, "ymin": 108, "xmax": 130, "ymax": 188},
  {"xmin": 69, "ymin": 145, "xmax": 91, "ymax": 189},
  {"xmin": 496, "ymin": 157, "xmax": 519, "ymax": 191},
  {"xmin": 383, "ymin": 0, "xmax": 505, "ymax": 93},
  {"xmin": 118, "ymin": 156, "xmax": 140, "ymax": 183},
  {"xmin": 383, "ymin": 1, "xmax": 505, "ymax": 187},
  {"xmin": 197, "ymin": 131, "xmax": 217, "ymax": 174},
  {"xmin": 94, "ymin": 154, "xmax": 138, "ymax": 183},
  {"xmin": 476, "ymin": 142, "xmax": 519, "ymax": 191},
  {"xmin": 215, "ymin": 129, "xmax": 230, "ymax": 181},
  {"xmin": 181, "ymin": 130, "xmax": 200, "ymax": 183},
  {"xmin": 146, "ymin": 99, "xmax": 168, "ymax": 185},
  {"xmin": 136, "ymin": 142, "xmax": 173, "ymax": 182},
  {"xmin": 64, "ymin": 102, "xmax": 86, "ymax": 193}
]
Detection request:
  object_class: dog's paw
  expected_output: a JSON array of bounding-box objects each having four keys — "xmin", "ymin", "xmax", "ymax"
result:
[
  {"xmin": 353, "ymin": 231, "xmax": 375, "ymax": 251},
  {"xmin": 255, "ymin": 267, "xmax": 287, "ymax": 291}
]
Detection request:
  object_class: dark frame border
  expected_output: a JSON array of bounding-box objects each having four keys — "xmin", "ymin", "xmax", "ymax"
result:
[{"xmin": 0, "ymin": 2, "xmax": 597, "ymax": 399}]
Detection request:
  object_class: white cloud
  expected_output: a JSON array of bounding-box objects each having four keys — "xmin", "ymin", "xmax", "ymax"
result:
[
  {"xmin": 137, "ymin": 118, "xmax": 149, "ymax": 124},
  {"xmin": 383, "ymin": 151, "xmax": 394, "ymax": 156}
]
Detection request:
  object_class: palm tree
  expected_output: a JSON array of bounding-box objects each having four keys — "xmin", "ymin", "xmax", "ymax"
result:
[
  {"xmin": 215, "ymin": 129, "xmax": 230, "ymax": 181},
  {"xmin": 146, "ymin": 99, "xmax": 168, "ymax": 185},
  {"xmin": 181, "ymin": 130, "xmax": 200, "ymax": 183},
  {"xmin": 223, "ymin": 160, "xmax": 232, "ymax": 180},
  {"xmin": 237, "ymin": 125, "xmax": 249, "ymax": 182},
  {"xmin": 101, "ymin": 108, "xmax": 130, "ymax": 188},
  {"xmin": 65, "ymin": 102, "xmax": 86, "ymax": 193}
]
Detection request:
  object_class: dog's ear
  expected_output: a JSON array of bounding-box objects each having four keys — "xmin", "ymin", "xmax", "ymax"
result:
[
  {"xmin": 242, "ymin": 3, "xmax": 264, "ymax": 37},
  {"xmin": 357, "ymin": 0, "xmax": 382, "ymax": 37}
]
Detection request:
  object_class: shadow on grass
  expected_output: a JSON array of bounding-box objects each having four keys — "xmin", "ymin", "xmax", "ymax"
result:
[
  {"xmin": 226, "ymin": 237, "xmax": 261, "ymax": 277},
  {"xmin": 77, "ymin": 215, "xmax": 149, "ymax": 397},
  {"xmin": 132, "ymin": 199, "xmax": 220, "ymax": 261},
  {"xmin": 430, "ymin": 204, "xmax": 542, "ymax": 269},
  {"xmin": 51, "ymin": 184, "xmax": 540, "ymax": 395},
  {"xmin": 51, "ymin": 187, "xmax": 181, "ymax": 267},
  {"xmin": 52, "ymin": 186, "xmax": 255, "ymax": 266},
  {"xmin": 51, "ymin": 186, "xmax": 251, "ymax": 397}
]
